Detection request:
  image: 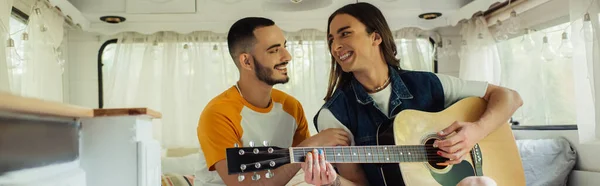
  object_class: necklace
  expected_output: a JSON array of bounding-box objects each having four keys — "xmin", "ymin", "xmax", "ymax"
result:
[{"xmin": 370, "ymin": 76, "xmax": 391, "ymax": 93}]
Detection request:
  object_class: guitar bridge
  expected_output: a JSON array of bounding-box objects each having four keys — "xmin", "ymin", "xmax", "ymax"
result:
[{"xmin": 470, "ymin": 143, "xmax": 484, "ymax": 176}]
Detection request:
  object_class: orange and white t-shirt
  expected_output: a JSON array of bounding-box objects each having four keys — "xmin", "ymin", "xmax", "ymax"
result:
[{"xmin": 194, "ymin": 86, "xmax": 310, "ymax": 186}]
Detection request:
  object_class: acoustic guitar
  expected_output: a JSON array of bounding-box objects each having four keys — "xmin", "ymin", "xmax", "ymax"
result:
[{"xmin": 225, "ymin": 97, "xmax": 526, "ymax": 186}]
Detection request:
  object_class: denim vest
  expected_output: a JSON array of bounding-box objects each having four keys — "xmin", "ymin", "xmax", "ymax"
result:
[{"xmin": 314, "ymin": 65, "xmax": 445, "ymax": 186}]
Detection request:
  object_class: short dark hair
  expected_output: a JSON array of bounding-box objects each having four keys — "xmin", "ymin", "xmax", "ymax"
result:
[
  {"xmin": 227, "ymin": 17, "xmax": 275, "ymax": 65},
  {"xmin": 324, "ymin": 2, "xmax": 401, "ymax": 101}
]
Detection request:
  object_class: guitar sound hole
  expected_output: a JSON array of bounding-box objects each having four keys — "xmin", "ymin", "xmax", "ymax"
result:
[{"xmin": 424, "ymin": 138, "xmax": 449, "ymax": 170}]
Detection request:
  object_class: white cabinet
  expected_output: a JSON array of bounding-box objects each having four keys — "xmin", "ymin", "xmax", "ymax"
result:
[
  {"xmin": 0, "ymin": 94, "xmax": 161, "ymax": 186},
  {"xmin": 80, "ymin": 113, "xmax": 161, "ymax": 186}
]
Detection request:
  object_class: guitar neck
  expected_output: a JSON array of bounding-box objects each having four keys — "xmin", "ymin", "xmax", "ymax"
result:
[{"xmin": 289, "ymin": 145, "xmax": 442, "ymax": 164}]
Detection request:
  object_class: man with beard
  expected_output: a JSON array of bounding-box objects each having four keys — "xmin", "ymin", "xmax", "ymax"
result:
[{"xmin": 195, "ymin": 17, "xmax": 351, "ymax": 186}]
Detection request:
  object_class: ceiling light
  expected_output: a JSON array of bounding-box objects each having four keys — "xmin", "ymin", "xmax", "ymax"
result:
[
  {"xmin": 100, "ymin": 16, "xmax": 126, "ymax": 24},
  {"xmin": 418, "ymin": 12, "xmax": 442, "ymax": 20},
  {"xmin": 290, "ymin": 0, "xmax": 302, "ymax": 3}
]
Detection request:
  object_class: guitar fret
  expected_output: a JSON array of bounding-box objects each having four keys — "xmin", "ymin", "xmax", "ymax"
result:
[
  {"xmin": 411, "ymin": 146, "xmax": 415, "ymax": 162},
  {"xmin": 333, "ymin": 147, "xmax": 336, "ymax": 163},
  {"xmin": 362, "ymin": 146, "xmax": 366, "ymax": 163},
  {"xmin": 417, "ymin": 146, "xmax": 423, "ymax": 162},
  {"xmin": 383, "ymin": 146, "xmax": 387, "ymax": 162},
  {"xmin": 409, "ymin": 146, "xmax": 413, "ymax": 162},
  {"xmin": 351, "ymin": 147, "xmax": 356, "ymax": 162},
  {"xmin": 393, "ymin": 146, "xmax": 398, "ymax": 162},
  {"xmin": 384, "ymin": 146, "xmax": 388, "ymax": 162},
  {"xmin": 303, "ymin": 148, "xmax": 306, "ymax": 162},
  {"xmin": 368, "ymin": 147, "xmax": 375, "ymax": 163},
  {"xmin": 420, "ymin": 146, "xmax": 423, "ymax": 162},
  {"xmin": 379, "ymin": 146, "xmax": 384, "ymax": 163},
  {"xmin": 407, "ymin": 146, "xmax": 412, "ymax": 162},
  {"xmin": 401, "ymin": 147, "xmax": 405, "ymax": 162},
  {"xmin": 414, "ymin": 146, "xmax": 419, "ymax": 162},
  {"xmin": 374, "ymin": 146, "xmax": 379, "ymax": 163},
  {"xmin": 380, "ymin": 146, "xmax": 385, "ymax": 163},
  {"xmin": 420, "ymin": 146, "xmax": 426, "ymax": 162},
  {"xmin": 342, "ymin": 147, "xmax": 347, "ymax": 163}
]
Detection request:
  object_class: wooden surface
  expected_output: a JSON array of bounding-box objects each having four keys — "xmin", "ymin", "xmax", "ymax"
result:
[
  {"xmin": 393, "ymin": 97, "xmax": 526, "ymax": 186},
  {"xmin": 0, "ymin": 92, "xmax": 93, "ymax": 118},
  {"xmin": 93, "ymin": 108, "xmax": 162, "ymax": 119}
]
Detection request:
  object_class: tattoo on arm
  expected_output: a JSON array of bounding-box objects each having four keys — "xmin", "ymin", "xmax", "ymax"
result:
[{"xmin": 322, "ymin": 176, "xmax": 341, "ymax": 186}]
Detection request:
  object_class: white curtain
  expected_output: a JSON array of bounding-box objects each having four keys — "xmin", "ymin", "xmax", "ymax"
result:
[
  {"xmin": 104, "ymin": 31, "xmax": 234, "ymax": 148},
  {"xmin": 0, "ymin": 0, "xmax": 14, "ymax": 92},
  {"xmin": 459, "ymin": 17, "xmax": 501, "ymax": 85},
  {"xmin": 5, "ymin": 2, "xmax": 65, "ymax": 102},
  {"xmin": 395, "ymin": 27, "xmax": 434, "ymax": 72},
  {"xmin": 20, "ymin": 3, "xmax": 64, "ymax": 102},
  {"xmin": 104, "ymin": 29, "xmax": 434, "ymax": 149},
  {"xmin": 570, "ymin": 0, "xmax": 600, "ymax": 143}
]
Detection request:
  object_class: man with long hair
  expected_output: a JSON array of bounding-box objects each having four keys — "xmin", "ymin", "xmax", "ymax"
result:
[
  {"xmin": 301, "ymin": 2, "xmax": 522, "ymax": 186},
  {"xmin": 195, "ymin": 17, "xmax": 351, "ymax": 186}
]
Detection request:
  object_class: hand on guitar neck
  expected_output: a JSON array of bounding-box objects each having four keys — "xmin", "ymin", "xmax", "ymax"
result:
[
  {"xmin": 297, "ymin": 128, "xmax": 349, "ymax": 186},
  {"xmin": 296, "ymin": 129, "xmax": 367, "ymax": 186}
]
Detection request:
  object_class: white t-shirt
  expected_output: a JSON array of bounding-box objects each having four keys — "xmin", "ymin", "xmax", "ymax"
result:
[{"xmin": 316, "ymin": 74, "xmax": 489, "ymax": 145}]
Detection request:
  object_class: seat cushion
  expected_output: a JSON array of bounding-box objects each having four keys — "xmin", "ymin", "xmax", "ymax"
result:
[{"xmin": 516, "ymin": 138, "xmax": 576, "ymax": 186}]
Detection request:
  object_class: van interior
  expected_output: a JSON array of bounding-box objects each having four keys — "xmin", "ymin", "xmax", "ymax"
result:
[{"xmin": 0, "ymin": 0, "xmax": 598, "ymax": 185}]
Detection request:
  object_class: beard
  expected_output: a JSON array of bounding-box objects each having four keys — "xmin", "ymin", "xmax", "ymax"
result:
[{"xmin": 253, "ymin": 55, "xmax": 289, "ymax": 86}]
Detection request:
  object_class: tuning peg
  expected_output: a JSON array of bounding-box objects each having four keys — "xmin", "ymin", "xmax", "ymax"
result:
[
  {"xmin": 238, "ymin": 174, "xmax": 245, "ymax": 182},
  {"xmin": 263, "ymin": 140, "xmax": 269, "ymax": 146},
  {"xmin": 239, "ymin": 149, "xmax": 245, "ymax": 155},
  {"xmin": 234, "ymin": 143, "xmax": 239, "ymax": 147},
  {"xmin": 269, "ymin": 161, "xmax": 276, "ymax": 167},
  {"xmin": 265, "ymin": 169, "xmax": 274, "ymax": 179},
  {"xmin": 252, "ymin": 172, "xmax": 261, "ymax": 181},
  {"xmin": 254, "ymin": 162, "xmax": 261, "ymax": 169},
  {"xmin": 240, "ymin": 164, "xmax": 247, "ymax": 171},
  {"xmin": 253, "ymin": 148, "xmax": 259, "ymax": 154},
  {"xmin": 249, "ymin": 141, "xmax": 255, "ymax": 147}
]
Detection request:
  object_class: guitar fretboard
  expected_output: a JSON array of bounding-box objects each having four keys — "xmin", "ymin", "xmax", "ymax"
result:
[{"xmin": 290, "ymin": 145, "xmax": 442, "ymax": 163}]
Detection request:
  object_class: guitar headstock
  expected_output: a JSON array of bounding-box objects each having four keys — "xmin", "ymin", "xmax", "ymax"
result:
[{"xmin": 225, "ymin": 141, "xmax": 291, "ymax": 181}]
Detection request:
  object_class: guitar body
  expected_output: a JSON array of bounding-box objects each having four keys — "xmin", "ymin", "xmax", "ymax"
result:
[{"xmin": 378, "ymin": 97, "xmax": 526, "ymax": 186}]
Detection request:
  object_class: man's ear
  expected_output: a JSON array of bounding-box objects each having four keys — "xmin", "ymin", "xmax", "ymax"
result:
[
  {"xmin": 238, "ymin": 53, "xmax": 253, "ymax": 70},
  {"xmin": 372, "ymin": 31, "xmax": 383, "ymax": 46}
]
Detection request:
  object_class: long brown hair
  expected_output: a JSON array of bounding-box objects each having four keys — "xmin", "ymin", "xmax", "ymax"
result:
[{"xmin": 323, "ymin": 2, "xmax": 401, "ymax": 101}]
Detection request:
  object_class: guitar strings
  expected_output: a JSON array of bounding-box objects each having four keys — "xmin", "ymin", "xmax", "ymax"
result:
[
  {"xmin": 243, "ymin": 151, "xmax": 453, "ymax": 161},
  {"xmin": 235, "ymin": 145, "xmax": 463, "ymax": 163},
  {"xmin": 240, "ymin": 155, "xmax": 454, "ymax": 166},
  {"xmin": 251, "ymin": 148, "xmax": 462, "ymax": 161},
  {"xmin": 238, "ymin": 150, "xmax": 458, "ymax": 164},
  {"xmin": 253, "ymin": 146, "xmax": 450, "ymax": 154},
  {"xmin": 253, "ymin": 147, "xmax": 449, "ymax": 153}
]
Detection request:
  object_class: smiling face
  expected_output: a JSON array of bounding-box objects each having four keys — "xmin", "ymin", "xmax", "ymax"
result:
[
  {"xmin": 323, "ymin": 2, "xmax": 401, "ymax": 101},
  {"xmin": 250, "ymin": 25, "xmax": 291, "ymax": 85},
  {"xmin": 327, "ymin": 13, "xmax": 382, "ymax": 73}
]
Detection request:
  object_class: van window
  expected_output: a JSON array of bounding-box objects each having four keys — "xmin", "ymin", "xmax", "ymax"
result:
[{"xmin": 497, "ymin": 22, "xmax": 575, "ymax": 126}]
